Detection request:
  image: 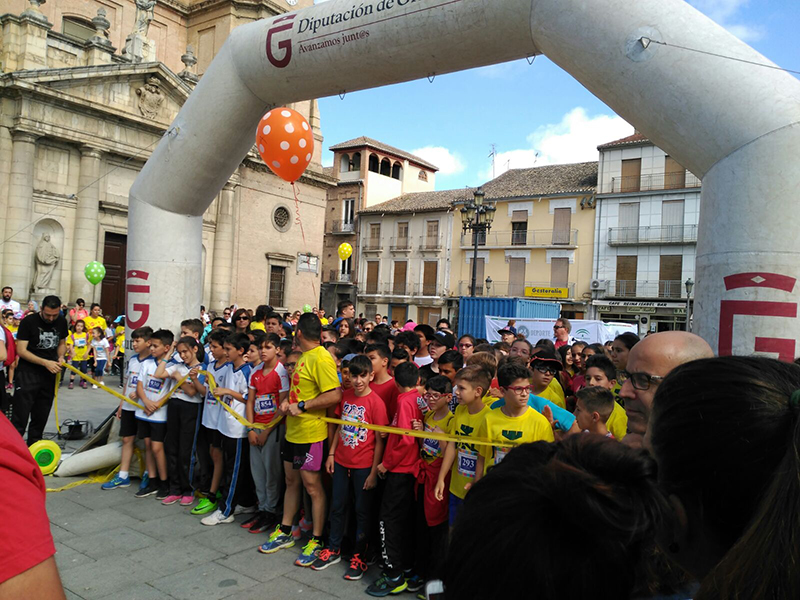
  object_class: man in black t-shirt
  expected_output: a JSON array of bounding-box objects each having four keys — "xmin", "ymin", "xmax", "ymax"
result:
[{"xmin": 11, "ymin": 295, "xmax": 68, "ymax": 445}]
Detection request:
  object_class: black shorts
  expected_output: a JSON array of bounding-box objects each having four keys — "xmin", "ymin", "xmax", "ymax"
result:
[
  {"xmin": 281, "ymin": 437, "xmax": 328, "ymax": 471},
  {"xmin": 137, "ymin": 419, "xmax": 167, "ymax": 443},
  {"xmin": 202, "ymin": 424, "xmax": 222, "ymax": 449},
  {"xmin": 120, "ymin": 410, "xmax": 138, "ymax": 438}
]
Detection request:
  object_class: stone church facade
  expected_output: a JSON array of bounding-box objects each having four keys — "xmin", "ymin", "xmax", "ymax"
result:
[{"xmin": 0, "ymin": 0, "xmax": 331, "ymax": 318}]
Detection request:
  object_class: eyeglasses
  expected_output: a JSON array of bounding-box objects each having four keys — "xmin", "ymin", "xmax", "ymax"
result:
[
  {"xmin": 505, "ymin": 385, "xmax": 532, "ymax": 395},
  {"xmin": 424, "ymin": 392, "xmax": 452, "ymax": 401},
  {"xmin": 533, "ymin": 364, "xmax": 559, "ymax": 376},
  {"xmin": 621, "ymin": 370, "xmax": 666, "ymax": 390},
  {"xmin": 553, "ymin": 325, "xmax": 564, "ymax": 330},
  {"xmin": 285, "ymin": 362, "xmax": 297, "ymax": 369},
  {"xmin": 236, "ymin": 315, "xmax": 250, "ymax": 321},
  {"xmin": 458, "ymin": 343, "xmax": 473, "ymax": 348}
]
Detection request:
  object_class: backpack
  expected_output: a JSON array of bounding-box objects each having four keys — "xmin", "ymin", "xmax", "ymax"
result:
[{"xmin": 1, "ymin": 324, "xmax": 16, "ymax": 368}]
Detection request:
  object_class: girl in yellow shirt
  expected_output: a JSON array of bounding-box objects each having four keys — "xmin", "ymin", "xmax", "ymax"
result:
[{"xmin": 67, "ymin": 320, "xmax": 91, "ymax": 389}]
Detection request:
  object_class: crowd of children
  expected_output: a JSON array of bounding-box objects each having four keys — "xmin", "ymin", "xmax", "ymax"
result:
[{"xmin": 93, "ymin": 305, "xmax": 637, "ymax": 598}]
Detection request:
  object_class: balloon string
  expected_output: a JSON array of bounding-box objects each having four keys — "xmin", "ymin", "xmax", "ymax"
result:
[{"xmin": 292, "ymin": 181, "xmax": 316, "ymax": 302}]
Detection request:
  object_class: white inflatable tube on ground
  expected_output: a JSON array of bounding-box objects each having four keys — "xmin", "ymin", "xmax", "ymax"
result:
[
  {"xmin": 54, "ymin": 442, "xmax": 122, "ymax": 477},
  {"xmin": 128, "ymin": 0, "xmax": 800, "ymax": 356}
]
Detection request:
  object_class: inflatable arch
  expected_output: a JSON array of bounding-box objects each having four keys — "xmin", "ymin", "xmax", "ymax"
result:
[{"xmin": 127, "ymin": 0, "xmax": 800, "ymax": 357}]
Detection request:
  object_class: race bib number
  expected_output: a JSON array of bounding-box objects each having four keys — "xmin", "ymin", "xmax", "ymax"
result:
[
  {"xmin": 205, "ymin": 390, "xmax": 217, "ymax": 405},
  {"xmin": 146, "ymin": 378, "xmax": 163, "ymax": 393},
  {"xmin": 422, "ymin": 437, "xmax": 440, "ymax": 459},
  {"xmin": 129, "ymin": 374, "xmax": 139, "ymax": 387},
  {"xmin": 457, "ymin": 448, "xmax": 477, "ymax": 478},
  {"xmin": 495, "ymin": 448, "xmax": 509, "ymax": 465},
  {"xmin": 255, "ymin": 394, "xmax": 276, "ymax": 415},
  {"xmin": 75, "ymin": 338, "xmax": 87, "ymax": 347}
]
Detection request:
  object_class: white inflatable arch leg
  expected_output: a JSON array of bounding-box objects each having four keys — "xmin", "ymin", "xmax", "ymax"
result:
[{"xmin": 128, "ymin": 0, "xmax": 800, "ymax": 356}]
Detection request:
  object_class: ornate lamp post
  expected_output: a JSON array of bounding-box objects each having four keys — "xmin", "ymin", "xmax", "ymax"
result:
[
  {"xmin": 685, "ymin": 277, "xmax": 694, "ymax": 331},
  {"xmin": 459, "ymin": 189, "xmax": 496, "ymax": 297}
]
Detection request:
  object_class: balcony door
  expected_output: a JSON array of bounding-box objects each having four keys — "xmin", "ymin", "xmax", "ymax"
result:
[
  {"xmin": 619, "ymin": 202, "xmax": 640, "ymax": 244},
  {"xmin": 621, "ymin": 158, "xmax": 641, "ymax": 192},
  {"xmin": 393, "ymin": 260, "xmax": 407, "ymax": 295},
  {"xmin": 509, "ymin": 257, "xmax": 526, "ymax": 297},
  {"xmin": 552, "ymin": 208, "xmax": 571, "ymax": 245},
  {"xmin": 616, "ymin": 255, "xmax": 638, "ymax": 297},
  {"xmin": 659, "ymin": 255, "xmax": 683, "ymax": 298},
  {"xmin": 366, "ymin": 261, "xmax": 379, "ymax": 294},
  {"xmin": 550, "ymin": 257, "xmax": 569, "ymax": 288},
  {"xmin": 662, "ymin": 200, "xmax": 685, "ymax": 243}
]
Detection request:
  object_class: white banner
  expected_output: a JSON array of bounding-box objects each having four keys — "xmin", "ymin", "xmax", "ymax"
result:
[{"xmin": 484, "ymin": 316, "xmax": 637, "ymax": 345}]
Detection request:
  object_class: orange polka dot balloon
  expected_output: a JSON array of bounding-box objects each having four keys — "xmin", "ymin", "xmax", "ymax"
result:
[{"xmin": 256, "ymin": 107, "xmax": 314, "ymax": 183}]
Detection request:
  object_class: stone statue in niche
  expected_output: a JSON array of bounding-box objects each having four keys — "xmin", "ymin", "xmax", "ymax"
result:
[
  {"xmin": 133, "ymin": 0, "xmax": 157, "ymax": 37},
  {"xmin": 32, "ymin": 234, "xmax": 59, "ymax": 292},
  {"xmin": 136, "ymin": 76, "xmax": 164, "ymax": 119}
]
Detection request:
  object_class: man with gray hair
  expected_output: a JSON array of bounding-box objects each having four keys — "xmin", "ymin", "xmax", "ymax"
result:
[
  {"xmin": 619, "ymin": 331, "xmax": 713, "ymax": 449},
  {"xmin": 553, "ymin": 317, "xmax": 575, "ymax": 349}
]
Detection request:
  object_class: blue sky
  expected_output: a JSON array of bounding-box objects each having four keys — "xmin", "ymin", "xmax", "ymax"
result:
[{"xmin": 315, "ymin": 0, "xmax": 799, "ymax": 190}]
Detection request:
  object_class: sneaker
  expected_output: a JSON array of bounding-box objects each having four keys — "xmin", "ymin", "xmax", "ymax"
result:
[
  {"xmin": 233, "ymin": 504, "xmax": 257, "ymax": 516},
  {"xmin": 343, "ymin": 553, "xmax": 368, "ymax": 580},
  {"xmin": 291, "ymin": 525, "xmax": 302, "ymax": 540},
  {"xmin": 161, "ymin": 494, "xmax": 181, "ymax": 505},
  {"xmin": 294, "ymin": 538, "xmax": 323, "ymax": 568},
  {"xmin": 250, "ymin": 512, "xmax": 277, "ymax": 534},
  {"xmin": 92, "ymin": 384, "xmax": 98, "ymax": 389},
  {"xmin": 258, "ymin": 525, "xmax": 295, "ymax": 554},
  {"xmin": 416, "ymin": 593, "xmax": 425, "ymax": 600},
  {"xmin": 201, "ymin": 509, "xmax": 235, "ymax": 526},
  {"xmin": 405, "ymin": 574, "xmax": 425, "ymax": 593},
  {"xmin": 155, "ymin": 486, "xmax": 170, "ymax": 501},
  {"xmin": 310, "ymin": 548, "xmax": 341, "ymax": 571},
  {"xmin": 138, "ymin": 471, "xmax": 150, "ymax": 491},
  {"xmin": 81, "ymin": 380, "xmax": 88, "ymax": 389},
  {"xmin": 191, "ymin": 497, "xmax": 217, "ymax": 516},
  {"xmin": 135, "ymin": 482, "xmax": 159, "ymax": 498},
  {"xmin": 299, "ymin": 516, "xmax": 313, "ymax": 533},
  {"xmin": 180, "ymin": 495, "xmax": 195, "ymax": 507},
  {"xmin": 241, "ymin": 511, "xmax": 265, "ymax": 529},
  {"xmin": 365, "ymin": 574, "xmax": 408, "ymax": 597},
  {"xmin": 101, "ymin": 474, "xmax": 130, "ymax": 490},
  {"xmin": 68, "ymin": 381, "xmax": 74, "ymax": 390}
]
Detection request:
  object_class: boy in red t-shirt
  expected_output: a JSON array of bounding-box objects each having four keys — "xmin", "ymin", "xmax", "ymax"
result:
[
  {"xmin": 311, "ymin": 354, "xmax": 388, "ymax": 580},
  {"xmin": 365, "ymin": 343, "xmax": 399, "ymax": 419},
  {"xmin": 367, "ymin": 361, "xmax": 424, "ymax": 596},
  {"xmin": 244, "ymin": 333, "xmax": 289, "ymax": 534}
]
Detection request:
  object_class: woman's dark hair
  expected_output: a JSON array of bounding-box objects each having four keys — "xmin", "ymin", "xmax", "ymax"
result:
[
  {"xmin": 231, "ymin": 308, "xmax": 251, "ymax": 330},
  {"xmin": 614, "ymin": 332, "xmax": 641, "ymax": 350},
  {"xmin": 534, "ymin": 338, "xmax": 556, "ymax": 352},
  {"xmin": 176, "ymin": 335, "xmax": 204, "ymax": 363},
  {"xmin": 444, "ymin": 435, "xmax": 668, "ymax": 599},
  {"xmin": 557, "ymin": 344, "xmax": 572, "ymax": 365},
  {"xmin": 651, "ymin": 356, "xmax": 800, "ymax": 599},
  {"xmin": 336, "ymin": 317, "xmax": 356, "ymax": 339}
]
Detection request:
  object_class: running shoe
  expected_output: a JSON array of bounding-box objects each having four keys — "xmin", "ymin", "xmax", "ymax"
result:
[
  {"xmin": 365, "ymin": 574, "xmax": 408, "ymax": 597},
  {"xmin": 310, "ymin": 548, "xmax": 341, "ymax": 571},
  {"xmin": 291, "ymin": 525, "xmax": 302, "ymax": 540},
  {"xmin": 405, "ymin": 574, "xmax": 425, "ymax": 593},
  {"xmin": 161, "ymin": 494, "xmax": 181, "ymax": 505},
  {"xmin": 179, "ymin": 495, "xmax": 195, "ymax": 507},
  {"xmin": 294, "ymin": 538, "xmax": 322, "ymax": 567},
  {"xmin": 101, "ymin": 474, "xmax": 130, "ymax": 490},
  {"xmin": 343, "ymin": 554, "xmax": 368, "ymax": 580},
  {"xmin": 258, "ymin": 525, "xmax": 295, "ymax": 554},
  {"xmin": 138, "ymin": 471, "xmax": 150, "ymax": 491},
  {"xmin": 155, "ymin": 486, "xmax": 170, "ymax": 501},
  {"xmin": 201, "ymin": 509, "xmax": 235, "ymax": 526},
  {"xmin": 92, "ymin": 384, "xmax": 98, "ymax": 389},
  {"xmin": 68, "ymin": 382, "xmax": 74, "ymax": 390},
  {"xmin": 233, "ymin": 504, "xmax": 256, "ymax": 516},
  {"xmin": 241, "ymin": 511, "xmax": 265, "ymax": 529},
  {"xmin": 299, "ymin": 516, "xmax": 313, "ymax": 533},
  {"xmin": 135, "ymin": 482, "xmax": 159, "ymax": 498},
  {"xmin": 191, "ymin": 497, "xmax": 217, "ymax": 515}
]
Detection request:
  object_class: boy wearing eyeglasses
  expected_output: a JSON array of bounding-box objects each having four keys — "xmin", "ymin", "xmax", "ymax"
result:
[
  {"xmin": 529, "ymin": 349, "xmax": 567, "ymax": 409},
  {"xmin": 474, "ymin": 361, "xmax": 554, "ymax": 483}
]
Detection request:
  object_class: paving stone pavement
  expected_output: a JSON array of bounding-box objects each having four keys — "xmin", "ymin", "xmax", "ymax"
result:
[{"xmin": 40, "ymin": 379, "xmax": 384, "ymax": 599}]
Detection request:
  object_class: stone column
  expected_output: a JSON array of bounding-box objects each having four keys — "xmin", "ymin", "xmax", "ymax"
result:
[
  {"xmin": 210, "ymin": 182, "xmax": 236, "ymax": 310},
  {"xmin": 2, "ymin": 131, "xmax": 38, "ymax": 296},
  {"xmin": 71, "ymin": 146, "xmax": 103, "ymax": 302}
]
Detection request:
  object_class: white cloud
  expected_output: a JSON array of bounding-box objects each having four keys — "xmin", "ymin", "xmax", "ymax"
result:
[
  {"xmin": 688, "ymin": 0, "xmax": 764, "ymax": 41},
  {"xmin": 479, "ymin": 108, "xmax": 633, "ymax": 181},
  {"xmin": 410, "ymin": 146, "xmax": 465, "ymax": 175}
]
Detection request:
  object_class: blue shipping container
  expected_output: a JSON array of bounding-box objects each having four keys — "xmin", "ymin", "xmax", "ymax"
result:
[{"xmin": 456, "ymin": 297, "xmax": 561, "ymax": 339}]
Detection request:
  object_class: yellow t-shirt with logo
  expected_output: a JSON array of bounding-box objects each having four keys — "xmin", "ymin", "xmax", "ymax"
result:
[
  {"xmin": 537, "ymin": 378, "xmax": 566, "ymax": 410},
  {"xmin": 478, "ymin": 406, "xmax": 554, "ymax": 473},
  {"xmin": 606, "ymin": 400, "xmax": 627, "ymax": 440},
  {"xmin": 115, "ymin": 330, "xmax": 125, "ymax": 355},
  {"xmin": 421, "ymin": 410, "xmax": 454, "ymax": 464},
  {"xmin": 83, "ymin": 316, "xmax": 108, "ymax": 335},
  {"xmin": 286, "ymin": 345, "xmax": 340, "ymax": 444},
  {"xmin": 67, "ymin": 332, "xmax": 91, "ymax": 362},
  {"xmin": 444, "ymin": 403, "xmax": 490, "ymax": 499}
]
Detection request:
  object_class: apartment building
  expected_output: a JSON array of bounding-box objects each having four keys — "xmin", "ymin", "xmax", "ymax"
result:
[
  {"xmin": 451, "ymin": 162, "xmax": 598, "ymax": 318},
  {"xmin": 590, "ymin": 133, "xmax": 701, "ymax": 330}
]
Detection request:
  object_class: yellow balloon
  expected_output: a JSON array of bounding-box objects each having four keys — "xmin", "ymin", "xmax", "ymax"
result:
[{"xmin": 338, "ymin": 243, "xmax": 353, "ymax": 260}]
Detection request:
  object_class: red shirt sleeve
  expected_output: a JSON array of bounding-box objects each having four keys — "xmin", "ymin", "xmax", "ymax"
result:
[
  {"xmin": 382, "ymin": 392, "xmax": 423, "ymax": 473},
  {"xmin": 0, "ymin": 415, "xmax": 56, "ymax": 584}
]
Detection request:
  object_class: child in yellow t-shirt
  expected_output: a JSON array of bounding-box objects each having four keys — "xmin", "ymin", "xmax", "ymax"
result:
[
  {"xmin": 530, "ymin": 350, "xmax": 567, "ymax": 409},
  {"xmin": 476, "ymin": 361, "xmax": 554, "ymax": 481},
  {"xmin": 435, "ymin": 366, "xmax": 490, "ymax": 526},
  {"xmin": 112, "ymin": 325, "xmax": 125, "ymax": 388},
  {"xmin": 574, "ymin": 386, "xmax": 616, "ymax": 437},
  {"xmin": 584, "ymin": 355, "xmax": 627, "ymax": 440},
  {"xmin": 66, "ymin": 320, "xmax": 91, "ymax": 389}
]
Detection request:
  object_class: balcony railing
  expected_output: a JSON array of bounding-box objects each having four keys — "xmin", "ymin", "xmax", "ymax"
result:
[
  {"xmin": 330, "ymin": 220, "xmax": 355, "ymax": 234},
  {"xmin": 363, "ymin": 237, "xmax": 382, "ymax": 251},
  {"xmin": 418, "ymin": 235, "xmax": 443, "ymax": 251},
  {"xmin": 389, "ymin": 237, "xmax": 411, "ymax": 251},
  {"xmin": 457, "ymin": 280, "xmax": 576, "ymax": 299},
  {"xmin": 460, "ymin": 229, "xmax": 578, "ymax": 248},
  {"xmin": 359, "ymin": 283, "xmax": 446, "ymax": 298},
  {"xmin": 603, "ymin": 280, "xmax": 686, "ymax": 299},
  {"xmin": 602, "ymin": 172, "xmax": 701, "ymax": 194},
  {"xmin": 412, "ymin": 283, "xmax": 445, "ymax": 297},
  {"xmin": 328, "ymin": 271, "xmax": 353, "ymax": 284},
  {"xmin": 608, "ymin": 224, "xmax": 698, "ymax": 245}
]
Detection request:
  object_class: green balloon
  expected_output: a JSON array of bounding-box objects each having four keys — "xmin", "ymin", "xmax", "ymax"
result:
[
  {"xmin": 84, "ymin": 261, "xmax": 106, "ymax": 285},
  {"xmin": 302, "ymin": 304, "xmax": 312, "ymax": 313}
]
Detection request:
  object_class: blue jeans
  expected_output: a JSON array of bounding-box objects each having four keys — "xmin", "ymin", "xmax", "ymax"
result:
[{"xmin": 329, "ymin": 463, "xmax": 373, "ymax": 553}]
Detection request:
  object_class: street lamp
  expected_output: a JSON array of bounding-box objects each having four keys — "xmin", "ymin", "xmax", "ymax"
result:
[
  {"xmin": 685, "ymin": 277, "xmax": 694, "ymax": 331},
  {"xmin": 458, "ymin": 188, "xmax": 496, "ymax": 297},
  {"xmin": 485, "ymin": 276, "xmax": 492, "ymax": 296}
]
